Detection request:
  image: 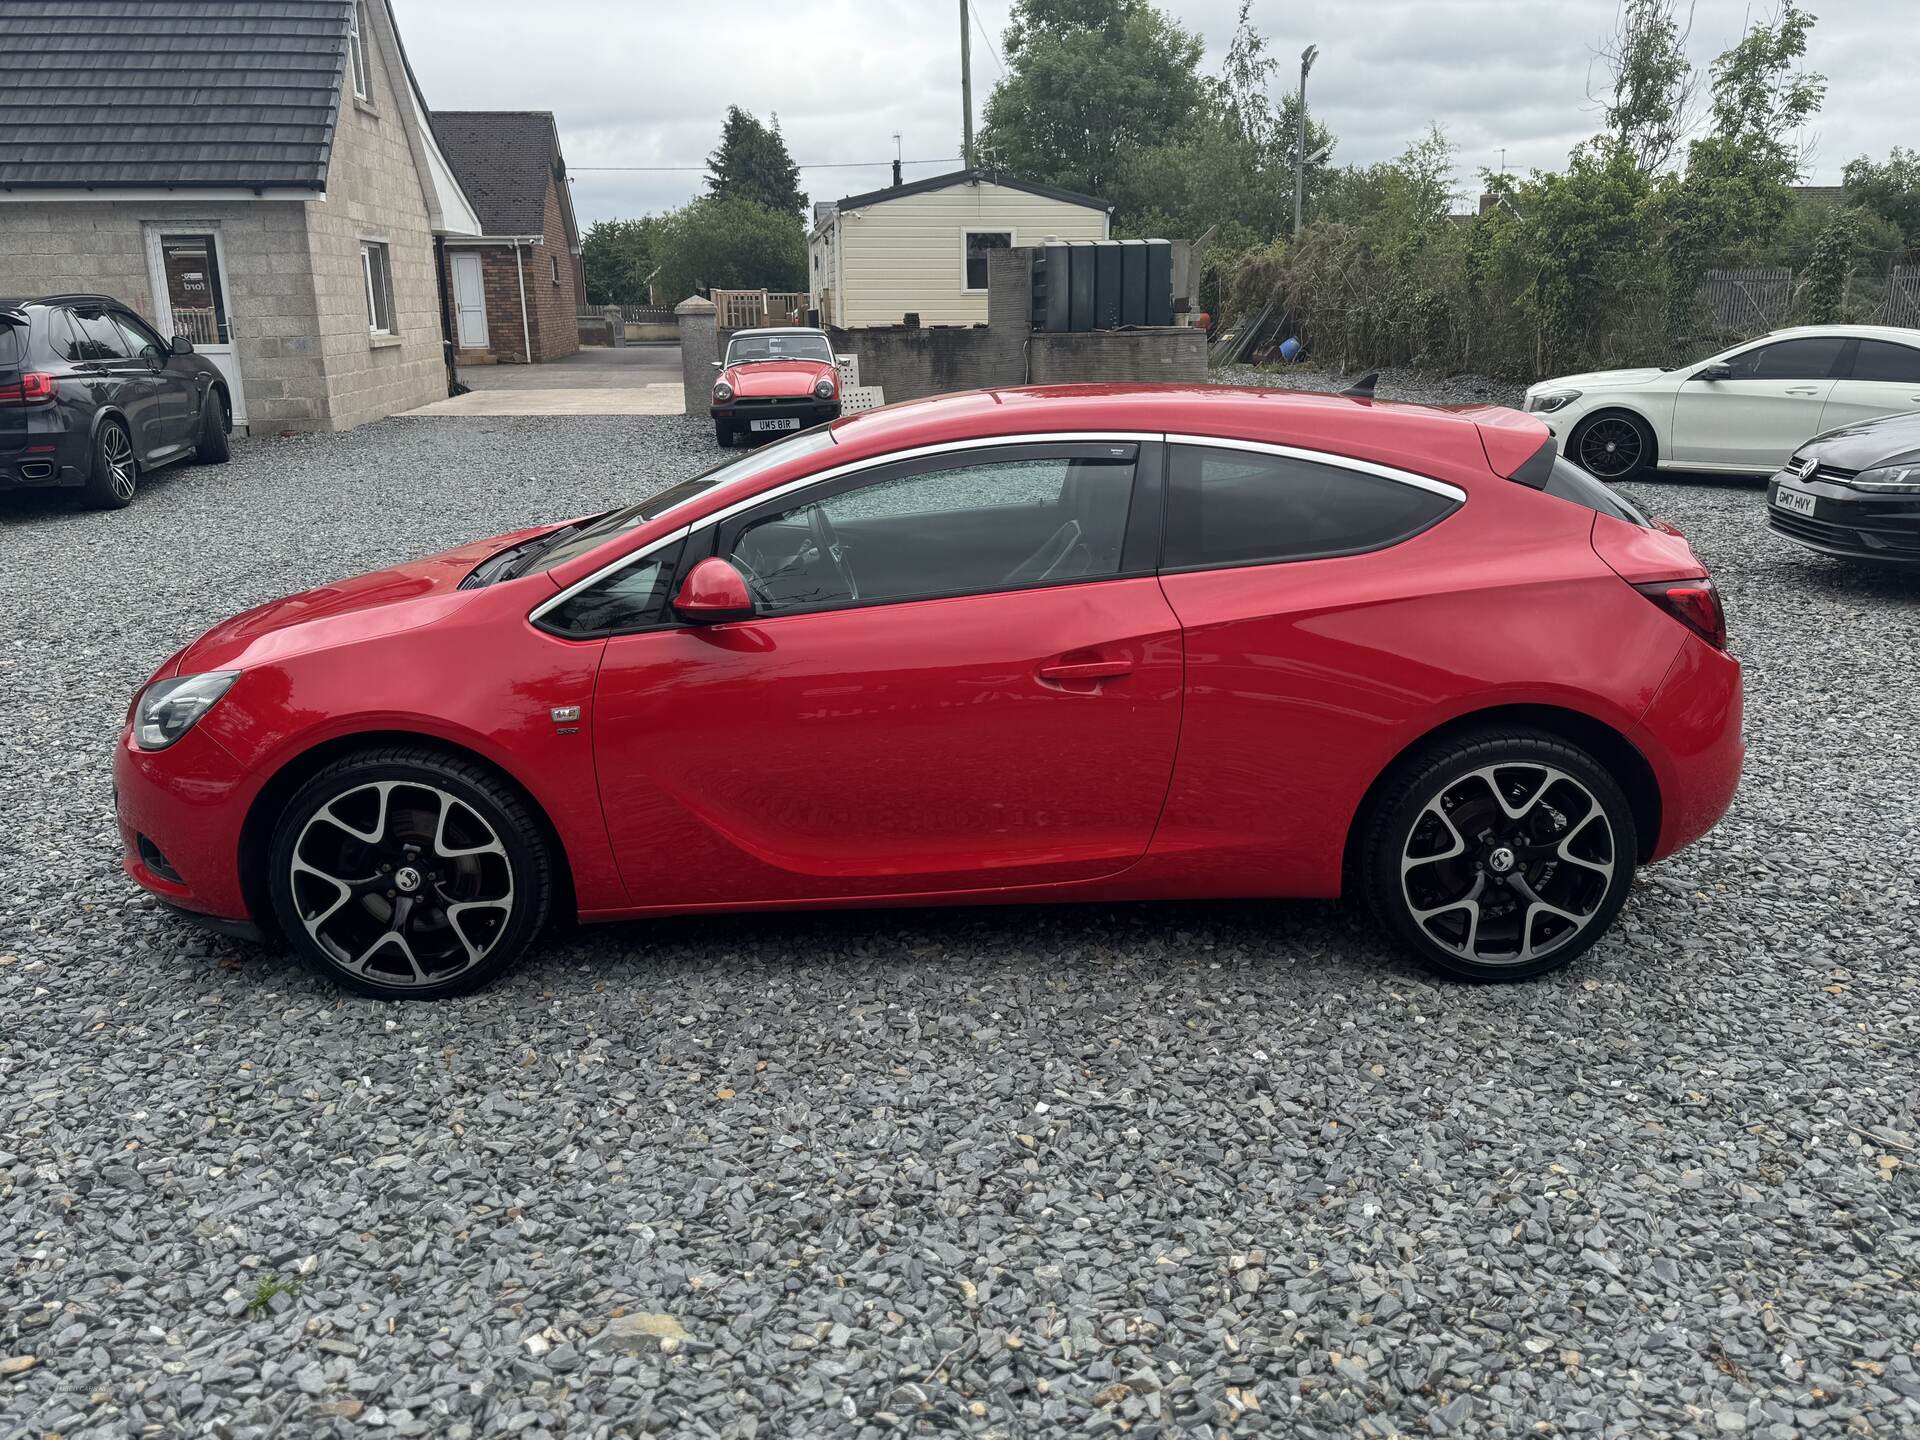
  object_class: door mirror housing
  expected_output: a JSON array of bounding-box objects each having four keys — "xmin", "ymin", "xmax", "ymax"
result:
[
  {"xmin": 171, "ymin": 335, "xmax": 194, "ymax": 356},
  {"xmin": 711, "ymin": 359, "xmax": 723, "ymax": 369},
  {"xmin": 672, "ymin": 557, "xmax": 757, "ymax": 623},
  {"xmin": 1692, "ymin": 362, "xmax": 1732, "ymax": 381}
]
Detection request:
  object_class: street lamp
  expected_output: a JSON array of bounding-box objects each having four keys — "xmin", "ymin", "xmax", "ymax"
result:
[{"xmin": 1294, "ymin": 44, "xmax": 1318, "ymax": 237}]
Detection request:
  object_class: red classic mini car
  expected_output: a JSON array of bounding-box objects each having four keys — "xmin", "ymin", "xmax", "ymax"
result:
[{"xmin": 710, "ymin": 327, "xmax": 841, "ymax": 446}]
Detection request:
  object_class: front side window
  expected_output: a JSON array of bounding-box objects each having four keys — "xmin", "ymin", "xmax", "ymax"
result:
[
  {"xmin": 1852, "ymin": 339, "xmax": 1920, "ymax": 384},
  {"xmin": 542, "ymin": 544, "xmax": 684, "ymax": 636},
  {"xmin": 349, "ymin": 2, "xmax": 371, "ymax": 100},
  {"xmin": 1722, "ymin": 336, "xmax": 1847, "ymax": 381},
  {"xmin": 964, "ymin": 230, "xmax": 1012, "ymax": 291},
  {"xmin": 1165, "ymin": 445, "xmax": 1458, "ymax": 570},
  {"xmin": 110, "ymin": 310, "xmax": 165, "ymax": 361},
  {"xmin": 727, "ymin": 448, "xmax": 1135, "ymax": 614},
  {"xmin": 361, "ymin": 241, "xmax": 395, "ymax": 334}
]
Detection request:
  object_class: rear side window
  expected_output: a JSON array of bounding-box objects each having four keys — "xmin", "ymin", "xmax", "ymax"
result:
[
  {"xmin": 1165, "ymin": 445, "xmax": 1458, "ymax": 569},
  {"xmin": 1852, "ymin": 340, "xmax": 1920, "ymax": 384},
  {"xmin": 1543, "ymin": 456, "xmax": 1652, "ymax": 527},
  {"xmin": 68, "ymin": 309, "xmax": 129, "ymax": 361}
]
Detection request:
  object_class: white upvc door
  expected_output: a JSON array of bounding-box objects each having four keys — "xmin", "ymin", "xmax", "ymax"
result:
[
  {"xmin": 142, "ymin": 223, "xmax": 248, "ymax": 429},
  {"xmin": 451, "ymin": 251, "xmax": 489, "ymax": 349}
]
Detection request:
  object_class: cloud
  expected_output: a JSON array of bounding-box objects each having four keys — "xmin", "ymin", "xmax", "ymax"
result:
[{"xmin": 394, "ymin": 0, "xmax": 1907, "ymax": 225}]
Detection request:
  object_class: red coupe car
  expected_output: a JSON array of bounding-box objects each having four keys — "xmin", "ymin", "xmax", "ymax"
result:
[
  {"xmin": 116, "ymin": 386, "xmax": 1743, "ymax": 999},
  {"xmin": 710, "ymin": 326, "xmax": 840, "ymax": 448}
]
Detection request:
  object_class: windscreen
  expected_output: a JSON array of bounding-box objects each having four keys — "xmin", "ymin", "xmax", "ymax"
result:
[
  {"xmin": 533, "ymin": 426, "xmax": 838, "ymax": 571},
  {"xmin": 726, "ymin": 332, "xmax": 834, "ymax": 365}
]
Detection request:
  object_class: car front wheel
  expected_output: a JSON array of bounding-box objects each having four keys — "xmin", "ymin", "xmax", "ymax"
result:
[
  {"xmin": 1570, "ymin": 411, "xmax": 1654, "ymax": 481},
  {"xmin": 1360, "ymin": 727, "xmax": 1637, "ymax": 981},
  {"xmin": 268, "ymin": 747, "xmax": 552, "ymax": 999}
]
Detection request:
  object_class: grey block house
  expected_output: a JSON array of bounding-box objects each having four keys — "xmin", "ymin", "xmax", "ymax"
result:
[{"xmin": 0, "ymin": 0, "xmax": 482, "ymax": 433}]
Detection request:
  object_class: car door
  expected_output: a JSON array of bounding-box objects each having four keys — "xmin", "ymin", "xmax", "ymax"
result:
[
  {"xmin": 111, "ymin": 308, "xmax": 196, "ymax": 453},
  {"xmin": 1668, "ymin": 333, "xmax": 1849, "ymax": 471},
  {"xmin": 1816, "ymin": 337, "xmax": 1920, "ymax": 434},
  {"xmin": 579, "ymin": 439, "xmax": 1184, "ymax": 907},
  {"xmin": 65, "ymin": 307, "xmax": 163, "ymax": 458}
]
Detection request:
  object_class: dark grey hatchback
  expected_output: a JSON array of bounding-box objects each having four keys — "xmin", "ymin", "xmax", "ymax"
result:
[
  {"xmin": 1768, "ymin": 410, "xmax": 1920, "ymax": 566},
  {"xmin": 1, "ymin": 294, "xmax": 231, "ymax": 509}
]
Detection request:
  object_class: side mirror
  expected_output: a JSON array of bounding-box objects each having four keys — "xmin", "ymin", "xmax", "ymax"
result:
[
  {"xmin": 672, "ymin": 557, "xmax": 757, "ymax": 623},
  {"xmin": 711, "ymin": 359, "xmax": 723, "ymax": 369},
  {"xmin": 1692, "ymin": 362, "xmax": 1731, "ymax": 381},
  {"xmin": 171, "ymin": 335, "xmax": 193, "ymax": 356}
]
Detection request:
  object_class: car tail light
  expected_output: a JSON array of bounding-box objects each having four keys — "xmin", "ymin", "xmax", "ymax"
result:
[
  {"xmin": 0, "ymin": 372, "xmax": 57, "ymax": 403},
  {"xmin": 1634, "ymin": 577, "xmax": 1727, "ymax": 650}
]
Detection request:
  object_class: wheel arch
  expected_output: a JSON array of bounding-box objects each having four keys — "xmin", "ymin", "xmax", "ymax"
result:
[
  {"xmin": 1340, "ymin": 702, "xmax": 1664, "ymax": 896},
  {"xmin": 1565, "ymin": 404, "xmax": 1660, "ymax": 469},
  {"xmin": 88, "ymin": 404, "xmax": 133, "ymax": 445},
  {"xmin": 236, "ymin": 729, "xmax": 578, "ymax": 937}
]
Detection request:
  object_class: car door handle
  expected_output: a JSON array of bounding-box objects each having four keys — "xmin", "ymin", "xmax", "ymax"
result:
[
  {"xmin": 1037, "ymin": 659, "xmax": 1133, "ymax": 682},
  {"xmin": 1785, "ymin": 386, "xmax": 1821, "ymax": 396}
]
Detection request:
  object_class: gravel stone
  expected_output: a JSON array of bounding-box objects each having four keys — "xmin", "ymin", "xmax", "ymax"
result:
[{"xmin": 2, "ymin": 407, "xmax": 1918, "ymax": 1439}]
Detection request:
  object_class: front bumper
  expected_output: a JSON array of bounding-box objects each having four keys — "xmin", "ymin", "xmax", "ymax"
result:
[
  {"xmin": 711, "ymin": 399, "xmax": 840, "ymax": 430},
  {"xmin": 1766, "ymin": 473, "xmax": 1920, "ymax": 565},
  {"xmin": 114, "ymin": 723, "xmax": 256, "ymax": 922}
]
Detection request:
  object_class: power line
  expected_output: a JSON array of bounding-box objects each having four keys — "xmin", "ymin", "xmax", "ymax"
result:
[
  {"xmin": 969, "ymin": 3, "xmax": 1006, "ymax": 75},
  {"xmin": 573, "ymin": 157, "xmax": 962, "ymax": 173}
]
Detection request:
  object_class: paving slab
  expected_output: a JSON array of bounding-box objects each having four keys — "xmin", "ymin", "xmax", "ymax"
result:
[{"xmin": 403, "ymin": 382, "xmax": 685, "ymax": 417}]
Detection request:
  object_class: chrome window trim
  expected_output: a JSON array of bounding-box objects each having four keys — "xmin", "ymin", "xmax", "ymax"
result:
[
  {"xmin": 527, "ymin": 431, "xmax": 1160, "ymax": 627},
  {"xmin": 1162, "ymin": 433, "xmax": 1469, "ymax": 502}
]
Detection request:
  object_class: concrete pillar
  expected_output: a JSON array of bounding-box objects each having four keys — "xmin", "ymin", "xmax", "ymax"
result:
[
  {"xmin": 602, "ymin": 304, "xmax": 626, "ymax": 348},
  {"xmin": 676, "ymin": 295, "xmax": 718, "ymax": 415}
]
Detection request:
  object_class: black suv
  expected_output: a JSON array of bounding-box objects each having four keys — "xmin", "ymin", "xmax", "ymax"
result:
[{"xmin": 1, "ymin": 294, "xmax": 232, "ymax": 509}]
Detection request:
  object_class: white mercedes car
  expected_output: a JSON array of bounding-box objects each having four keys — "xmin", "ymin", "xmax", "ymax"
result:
[{"xmin": 1524, "ymin": 325, "xmax": 1920, "ymax": 480}]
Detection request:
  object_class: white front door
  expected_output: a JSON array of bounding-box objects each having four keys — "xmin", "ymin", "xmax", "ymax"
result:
[
  {"xmin": 1668, "ymin": 333, "xmax": 1848, "ymax": 471},
  {"xmin": 451, "ymin": 251, "xmax": 489, "ymax": 349},
  {"xmin": 143, "ymin": 224, "xmax": 248, "ymax": 429}
]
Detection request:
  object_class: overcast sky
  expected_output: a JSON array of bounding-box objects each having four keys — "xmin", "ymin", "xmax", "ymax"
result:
[{"xmin": 396, "ymin": 0, "xmax": 1906, "ymax": 228}]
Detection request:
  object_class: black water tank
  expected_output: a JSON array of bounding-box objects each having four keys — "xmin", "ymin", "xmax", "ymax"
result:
[
  {"xmin": 1144, "ymin": 240, "xmax": 1173, "ymax": 326},
  {"xmin": 1093, "ymin": 240, "xmax": 1122, "ymax": 329},
  {"xmin": 1118, "ymin": 239, "xmax": 1147, "ymax": 326},
  {"xmin": 1041, "ymin": 242, "xmax": 1071, "ymax": 332},
  {"xmin": 1068, "ymin": 241, "xmax": 1096, "ymax": 331}
]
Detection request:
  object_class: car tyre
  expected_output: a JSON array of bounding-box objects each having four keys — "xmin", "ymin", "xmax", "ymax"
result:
[
  {"xmin": 195, "ymin": 388, "xmax": 231, "ymax": 464},
  {"xmin": 268, "ymin": 746, "xmax": 553, "ymax": 1000},
  {"xmin": 715, "ymin": 419, "xmax": 737, "ymax": 448},
  {"xmin": 1359, "ymin": 726, "xmax": 1638, "ymax": 981},
  {"xmin": 82, "ymin": 417, "xmax": 139, "ymax": 510},
  {"xmin": 1569, "ymin": 410, "xmax": 1655, "ymax": 482}
]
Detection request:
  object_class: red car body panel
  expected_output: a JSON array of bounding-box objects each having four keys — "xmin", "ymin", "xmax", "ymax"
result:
[
  {"xmin": 716, "ymin": 358, "xmax": 837, "ymax": 400},
  {"xmin": 114, "ymin": 384, "xmax": 1744, "ymax": 935}
]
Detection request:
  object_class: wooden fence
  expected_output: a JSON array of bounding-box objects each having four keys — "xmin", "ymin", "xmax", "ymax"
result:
[{"xmin": 711, "ymin": 289, "xmax": 808, "ymax": 330}]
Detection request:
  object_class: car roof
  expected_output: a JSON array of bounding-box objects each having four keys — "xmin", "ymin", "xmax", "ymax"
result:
[
  {"xmin": 826, "ymin": 383, "xmax": 1548, "ymax": 483},
  {"xmin": 1760, "ymin": 324, "xmax": 1920, "ymax": 343},
  {"xmin": 0, "ymin": 293, "xmax": 118, "ymax": 309}
]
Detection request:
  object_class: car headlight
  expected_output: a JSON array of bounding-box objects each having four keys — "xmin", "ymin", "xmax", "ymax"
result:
[
  {"xmin": 813, "ymin": 377, "xmax": 836, "ymax": 400},
  {"xmin": 1847, "ymin": 463, "xmax": 1920, "ymax": 493},
  {"xmin": 712, "ymin": 380, "xmax": 734, "ymax": 402},
  {"xmin": 1526, "ymin": 389, "xmax": 1581, "ymax": 414},
  {"xmin": 133, "ymin": 671, "xmax": 239, "ymax": 751}
]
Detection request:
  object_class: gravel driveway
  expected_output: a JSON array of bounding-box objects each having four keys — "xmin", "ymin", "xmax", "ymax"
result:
[{"xmin": 2, "ymin": 401, "xmax": 1917, "ymax": 1440}]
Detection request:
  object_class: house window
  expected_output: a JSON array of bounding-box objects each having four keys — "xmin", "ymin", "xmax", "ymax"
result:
[
  {"xmin": 963, "ymin": 230, "xmax": 1012, "ymax": 292},
  {"xmin": 550, "ymin": 254, "xmax": 560, "ymax": 286},
  {"xmin": 361, "ymin": 240, "xmax": 395, "ymax": 335},
  {"xmin": 349, "ymin": 2, "xmax": 371, "ymax": 100}
]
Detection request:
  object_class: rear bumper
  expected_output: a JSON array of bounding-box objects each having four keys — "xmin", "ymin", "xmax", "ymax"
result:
[
  {"xmin": 0, "ymin": 431, "xmax": 87, "ymax": 490},
  {"xmin": 1631, "ymin": 633, "xmax": 1744, "ymax": 862}
]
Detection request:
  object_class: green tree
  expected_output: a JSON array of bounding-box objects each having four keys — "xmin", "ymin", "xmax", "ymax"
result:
[
  {"xmin": 651, "ymin": 196, "xmax": 806, "ymax": 302},
  {"xmin": 1843, "ymin": 147, "xmax": 1920, "ymax": 249},
  {"xmin": 1801, "ymin": 206, "xmax": 1864, "ymax": 323},
  {"xmin": 706, "ymin": 106, "xmax": 806, "ymax": 217},
  {"xmin": 1592, "ymin": 0, "xmax": 1699, "ymax": 172},
  {"xmin": 978, "ymin": 0, "xmax": 1205, "ymax": 200},
  {"xmin": 581, "ymin": 217, "xmax": 666, "ymax": 305}
]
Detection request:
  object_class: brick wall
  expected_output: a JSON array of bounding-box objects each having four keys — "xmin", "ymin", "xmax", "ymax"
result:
[
  {"xmin": 299, "ymin": 1, "xmax": 449, "ymax": 430},
  {"xmin": 443, "ymin": 179, "xmax": 580, "ymax": 366}
]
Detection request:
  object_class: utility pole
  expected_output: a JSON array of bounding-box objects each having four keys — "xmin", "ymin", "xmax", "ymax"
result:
[
  {"xmin": 1293, "ymin": 44, "xmax": 1318, "ymax": 237},
  {"xmin": 960, "ymin": 0, "xmax": 975, "ymax": 170}
]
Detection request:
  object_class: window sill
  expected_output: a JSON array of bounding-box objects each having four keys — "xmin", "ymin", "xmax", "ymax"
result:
[
  {"xmin": 369, "ymin": 333, "xmax": 402, "ymax": 349},
  {"xmin": 353, "ymin": 97, "xmax": 379, "ymax": 118}
]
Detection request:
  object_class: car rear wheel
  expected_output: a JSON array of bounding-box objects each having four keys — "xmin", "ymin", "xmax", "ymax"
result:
[
  {"xmin": 1360, "ymin": 728, "xmax": 1637, "ymax": 981},
  {"xmin": 82, "ymin": 419, "xmax": 138, "ymax": 509},
  {"xmin": 1570, "ymin": 411, "xmax": 1654, "ymax": 481},
  {"xmin": 195, "ymin": 388, "xmax": 231, "ymax": 464},
  {"xmin": 268, "ymin": 747, "xmax": 552, "ymax": 999}
]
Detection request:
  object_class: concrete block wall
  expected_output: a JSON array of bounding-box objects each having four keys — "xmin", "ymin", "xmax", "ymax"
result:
[
  {"xmin": 1029, "ymin": 328, "xmax": 1207, "ymax": 385},
  {"xmin": 300, "ymin": 11, "xmax": 448, "ymax": 431}
]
